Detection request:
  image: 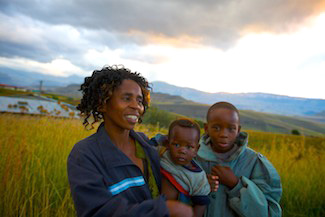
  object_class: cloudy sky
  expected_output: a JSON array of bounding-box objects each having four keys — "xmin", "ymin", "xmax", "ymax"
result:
[{"xmin": 1, "ymin": 0, "xmax": 325, "ymax": 99}]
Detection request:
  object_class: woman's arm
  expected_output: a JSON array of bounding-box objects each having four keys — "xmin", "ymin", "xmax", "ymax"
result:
[
  {"xmin": 161, "ymin": 176, "xmax": 179, "ymax": 200},
  {"xmin": 68, "ymin": 144, "xmax": 194, "ymax": 217},
  {"xmin": 193, "ymin": 205, "xmax": 206, "ymax": 217},
  {"xmin": 68, "ymin": 151, "xmax": 169, "ymax": 217}
]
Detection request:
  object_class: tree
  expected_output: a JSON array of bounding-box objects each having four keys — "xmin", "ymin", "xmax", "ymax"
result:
[{"xmin": 291, "ymin": 129, "xmax": 301, "ymax": 135}]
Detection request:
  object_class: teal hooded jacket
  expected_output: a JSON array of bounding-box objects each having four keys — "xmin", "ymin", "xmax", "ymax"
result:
[{"xmin": 196, "ymin": 132, "xmax": 282, "ymax": 217}]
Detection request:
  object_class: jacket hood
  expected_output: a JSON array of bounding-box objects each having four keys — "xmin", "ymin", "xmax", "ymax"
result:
[{"xmin": 197, "ymin": 132, "xmax": 248, "ymax": 163}]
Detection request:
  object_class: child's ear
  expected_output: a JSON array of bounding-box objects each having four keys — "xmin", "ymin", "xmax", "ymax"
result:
[
  {"xmin": 164, "ymin": 139, "xmax": 170, "ymax": 149},
  {"xmin": 204, "ymin": 123, "xmax": 208, "ymax": 134},
  {"xmin": 238, "ymin": 125, "xmax": 241, "ymax": 134},
  {"xmin": 193, "ymin": 144, "xmax": 200, "ymax": 157}
]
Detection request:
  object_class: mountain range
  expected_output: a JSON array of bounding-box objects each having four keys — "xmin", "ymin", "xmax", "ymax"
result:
[
  {"xmin": 151, "ymin": 81, "xmax": 325, "ymax": 117},
  {"xmin": 150, "ymin": 93, "xmax": 325, "ymax": 136},
  {"xmin": 1, "ymin": 69, "xmax": 324, "ymax": 118}
]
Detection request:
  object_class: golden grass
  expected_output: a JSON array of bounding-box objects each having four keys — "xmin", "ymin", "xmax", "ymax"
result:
[{"xmin": 0, "ymin": 114, "xmax": 324, "ymax": 217}]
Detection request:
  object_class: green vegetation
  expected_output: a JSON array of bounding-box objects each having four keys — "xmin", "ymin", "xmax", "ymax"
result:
[
  {"xmin": 142, "ymin": 106, "xmax": 205, "ymax": 129},
  {"xmin": 0, "ymin": 87, "xmax": 80, "ymax": 106},
  {"xmin": 151, "ymin": 93, "xmax": 325, "ymax": 136},
  {"xmin": 0, "ymin": 87, "xmax": 30, "ymax": 96},
  {"xmin": 2, "ymin": 87, "xmax": 324, "ymax": 136},
  {"xmin": 291, "ymin": 129, "xmax": 301, "ymax": 135},
  {"xmin": 0, "ymin": 114, "xmax": 324, "ymax": 217}
]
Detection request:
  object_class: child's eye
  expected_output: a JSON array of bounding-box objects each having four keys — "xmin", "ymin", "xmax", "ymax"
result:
[
  {"xmin": 173, "ymin": 143, "xmax": 180, "ymax": 148},
  {"xmin": 187, "ymin": 145, "xmax": 194, "ymax": 150}
]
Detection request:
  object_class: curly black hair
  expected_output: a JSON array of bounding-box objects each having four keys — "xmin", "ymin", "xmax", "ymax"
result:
[{"xmin": 77, "ymin": 65, "xmax": 151, "ymax": 129}]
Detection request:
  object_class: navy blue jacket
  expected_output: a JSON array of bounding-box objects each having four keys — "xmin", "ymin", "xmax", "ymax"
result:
[{"xmin": 67, "ymin": 124, "xmax": 169, "ymax": 217}]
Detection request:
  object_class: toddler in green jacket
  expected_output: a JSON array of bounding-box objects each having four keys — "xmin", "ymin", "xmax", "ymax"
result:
[{"xmin": 196, "ymin": 101, "xmax": 282, "ymax": 217}]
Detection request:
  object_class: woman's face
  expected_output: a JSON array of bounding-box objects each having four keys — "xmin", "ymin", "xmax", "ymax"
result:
[{"xmin": 102, "ymin": 79, "xmax": 144, "ymax": 131}]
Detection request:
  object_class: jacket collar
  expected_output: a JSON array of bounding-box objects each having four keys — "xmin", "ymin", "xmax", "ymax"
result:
[
  {"xmin": 197, "ymin": 132, "xmax": 248, "ymax": 163},
  {"xmin": 95, "ymin": 123, "xmax": 157, "ymax": 168}
]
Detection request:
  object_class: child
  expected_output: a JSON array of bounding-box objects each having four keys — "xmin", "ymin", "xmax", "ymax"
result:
[
  {"xmin": 196, "ymin": 102, "xmax": 282, "ymax": 217},
  {"xmin": 160, "ymin": 119, "xmax": 211, "ymax": 217}
]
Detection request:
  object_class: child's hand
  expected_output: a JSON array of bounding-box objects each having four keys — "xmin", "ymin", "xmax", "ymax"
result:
[
  {"xmin": 211, "ymin": 165, "xmax": 239, "ymax": 189},
  {"xmin": 207, "ymin": 174, "xmax": 219, "ymax": 192}
]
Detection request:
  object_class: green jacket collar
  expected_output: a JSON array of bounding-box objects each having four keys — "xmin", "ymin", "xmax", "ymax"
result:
[{"xmin": 197, "ymin": 132, "xmax": 249, "ymax": 162}]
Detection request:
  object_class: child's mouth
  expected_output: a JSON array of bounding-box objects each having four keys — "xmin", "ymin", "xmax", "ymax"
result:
[
  {"xmin": 176, "ymin": 157, "xmax": 186, "ymax": 162},
  {"xmin": 217, "ymin": 142, "xmax": 229, "ymax": 148}
]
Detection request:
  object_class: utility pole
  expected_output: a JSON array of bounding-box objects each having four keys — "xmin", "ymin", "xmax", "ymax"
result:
[{"xmin": 39, "ymin": 80, "xmax": 43, "ymax": 94}]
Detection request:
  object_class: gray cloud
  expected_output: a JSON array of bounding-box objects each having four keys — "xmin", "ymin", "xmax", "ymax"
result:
[
  {"xmin": 1, "ymin": 0, "xmax": 324, "ymax": 48},
  {"xmin": 0, "ymin": 0, "xmax": 324, "ymax": 73}
]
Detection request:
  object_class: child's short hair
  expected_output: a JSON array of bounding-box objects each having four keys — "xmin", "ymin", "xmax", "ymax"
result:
[
  {"xmin": 206, "ymin": 101, "xmax": 240, "ymax": 122},
  {"xmin": 168, "ymin": 118, "xmax": 201, "ymax": 142}
]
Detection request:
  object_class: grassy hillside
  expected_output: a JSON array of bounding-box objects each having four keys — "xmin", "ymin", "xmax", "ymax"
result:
[
  {"xmin": 0, "ymin": 114, "xmax": 324, "ymax": 217},
  {"xmin": 0, "ymin": 87, "xmax": 80, "ymax": 106},
  {"xmin": 152, "ymin": 81, "xmax": 325, "ymax": 116},
  {"xmin": 152, "ymin": 93, "xmax": 325, "ymax": 136},
  {"xmin": 2, "ymin": 87, "xmax": 324, "ymax": 136}
]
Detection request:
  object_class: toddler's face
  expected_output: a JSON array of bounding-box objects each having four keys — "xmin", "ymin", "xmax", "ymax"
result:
[
  {"xmin": 167, "ymin": 126, "xmax": 199, "ymax": 167},
  {"xmin": 205, "ymin": 108, "xmax": 240, "ymax": 153}
]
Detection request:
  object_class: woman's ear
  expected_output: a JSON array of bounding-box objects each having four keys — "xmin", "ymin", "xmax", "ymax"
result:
[
  {"xmin": 98, "ymin": 103, "xmax": 107, "ymax": 113},
  {"xmin": 98, "ymin": 97, "xmax": 110, "ymax": 113}
]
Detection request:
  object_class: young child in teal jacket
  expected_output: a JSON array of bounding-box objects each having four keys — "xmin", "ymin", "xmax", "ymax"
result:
[{"xmin": 196, "ymin": 101, "xmax": 282, "ymax": 217}]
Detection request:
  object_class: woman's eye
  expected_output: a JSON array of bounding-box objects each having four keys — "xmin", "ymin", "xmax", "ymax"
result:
[
  {"xmin": 123, "ymin": 96, "xmax": 130, "ymax": 101},
  {"xmin": 174, "ymin": 143, "xmax": 180, "ymax": 147}
]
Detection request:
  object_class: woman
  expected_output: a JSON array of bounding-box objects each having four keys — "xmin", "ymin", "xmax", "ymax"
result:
[{"xmin": 67, "ymin": 65, "xmax": 192, "ymax": 217}]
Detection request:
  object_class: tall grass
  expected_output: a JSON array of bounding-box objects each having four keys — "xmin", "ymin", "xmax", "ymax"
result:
[
  {"xmin": 246, "ymin": 131, "xmax": 325, "ymax": 216},
  {"xmin": 0, "ymin": 114, "xmax": 324, "ymax": 217}
]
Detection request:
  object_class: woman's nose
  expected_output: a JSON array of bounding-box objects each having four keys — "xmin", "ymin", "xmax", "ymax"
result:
[{"xmin": 130, "ymin": 99, "xmax": 142, "ymax": 110}]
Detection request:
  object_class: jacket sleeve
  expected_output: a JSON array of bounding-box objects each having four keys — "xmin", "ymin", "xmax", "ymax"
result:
[
  {"xmin": 67, "ymin": 147, "xmax": 169, "ymax": 217},
  {"xmin": 226, "ymin": 153, "xmax": 282, "ymax": 217}
]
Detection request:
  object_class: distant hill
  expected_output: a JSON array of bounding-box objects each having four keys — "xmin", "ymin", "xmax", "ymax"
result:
[
  {"xmin": 151, "ymin": 92, "xmax": 325, "ymax": 136},
  {"xmin": 151, "ymin": 81, "xmax": 325, "ymax": 117},
  {"xmin": 3, "ymin": 68, "xmax": 324, "ymax": 135},
  {"xmin": 51, "ymin": 84, "xmax": 82, "ymax": 98},
  {"xmin": 8, "ymin": 81, "xmax": 321, "ymax": 136},
  {"xmin": 0, "ymin": 68, "xmax": 84, "ymax": 87},
  {"xmin": 314, "ymin": 110, "xmax": 325, "ymax": 117},
  {"xmin": 2, "ymin": 69, "xmax": 324, "ymax": 117}
]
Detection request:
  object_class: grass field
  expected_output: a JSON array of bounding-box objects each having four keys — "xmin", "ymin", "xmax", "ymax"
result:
[{"xmin": 0, "ymin": 114, "xmax": 324, "ymax": 217}]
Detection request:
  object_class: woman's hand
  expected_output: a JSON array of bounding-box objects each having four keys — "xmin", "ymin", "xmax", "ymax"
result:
[
  {"xmin": 166, "ymin": 200, "xmax": 193, "ymax": 217},
  {"xmin": 207, "ymin": 174, "xmax": 219, "ymax": 192}
]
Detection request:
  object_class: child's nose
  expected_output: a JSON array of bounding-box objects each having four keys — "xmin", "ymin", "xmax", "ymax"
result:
[
  {"xmin": 219, "ymin": 128, "xmax": 229, "ymax": 137},
  {"xmin": 178, "ymin": 147, "xmax": 186, "ymax": 154}
]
